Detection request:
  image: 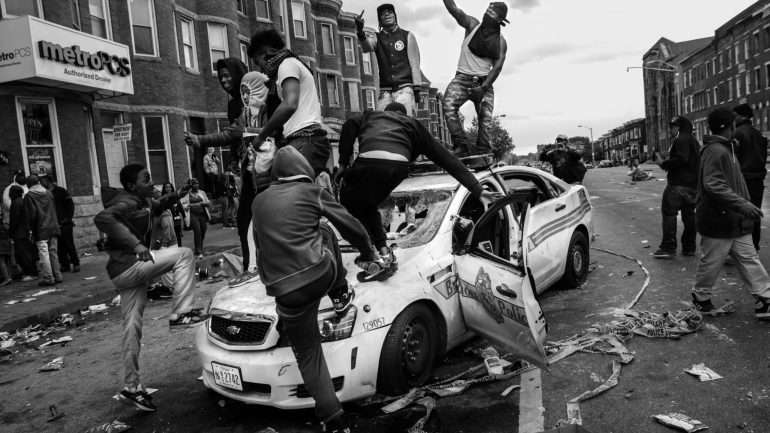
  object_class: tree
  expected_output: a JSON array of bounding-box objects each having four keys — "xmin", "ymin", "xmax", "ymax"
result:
[{"xmin": 465, "ymin": 115, "xmax": 515, "ymax": 161}]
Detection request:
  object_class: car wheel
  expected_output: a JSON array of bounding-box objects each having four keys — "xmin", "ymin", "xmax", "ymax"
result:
[
  {"xmin": 376, "ymin": 303, "xmax": 439, "ymax": 396},
  {"xmin": 559, "ymin": 230, "xmax": 589, "ymax": 289}
]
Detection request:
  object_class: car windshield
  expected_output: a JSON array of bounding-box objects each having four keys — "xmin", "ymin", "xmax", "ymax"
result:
[{"xmin": 340, "ymin": 188, "xmax": 455, "ymax": 250}]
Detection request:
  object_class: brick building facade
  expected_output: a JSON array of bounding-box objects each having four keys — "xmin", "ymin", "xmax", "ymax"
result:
[{"xmin": 595, "ymin": 118, "xmax": 646, "ymax": 163}]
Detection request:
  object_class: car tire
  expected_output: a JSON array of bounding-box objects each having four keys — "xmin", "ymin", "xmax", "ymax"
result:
[
  {"xmin": 559, "ymin": 230, "xmax": 589, "ymax": 289},
  {"xmin": 376, "ymin": 303, "xmax": 439, "ymax": 396}
]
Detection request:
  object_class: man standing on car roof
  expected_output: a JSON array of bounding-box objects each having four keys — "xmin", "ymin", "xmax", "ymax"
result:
[
  {"xmin": 337, "ymin": 102, "xmax": 499, "ymax": 268},
  {"xmin": 356, "ymin": 3, "xmax": 426, "ymax": 117},
  {"xmin": 441, "ymin": 0, "xmax": 509, "ymax": 156}
]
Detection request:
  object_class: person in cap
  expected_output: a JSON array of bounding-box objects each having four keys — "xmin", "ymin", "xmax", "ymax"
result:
[
  {"xmin": 39, "ymin": 175, "xmax": 79, "ymax": 273},
  {"xmin": 23, "ymin": 173, "xmax": 61, "ymax": 286},
  {"xmin": 733, "ymin": 103, "xmax": 768, "ymax": 251},
  {"xmin": 652, "ymin": 115, "xmax": 700, "ymax": 259},
  {"xmin": 442, "ymin": 1, "xmax": 509, "ymax": 156},
  {"xmin": 355, "ymin": 3, "xmax": 426, "ymax": 116},
  {"xmin": 690, "ymin": 107, "xmax": 770, "ymax": 321},
  {"xmin": 539, "ymin": 134, "xmax": 585, "ymax": 184}
]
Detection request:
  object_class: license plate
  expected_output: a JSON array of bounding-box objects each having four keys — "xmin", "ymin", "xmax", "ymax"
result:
[{"xmin": 211, "ymin": 362, "xmax": 243, "ymax": 392}]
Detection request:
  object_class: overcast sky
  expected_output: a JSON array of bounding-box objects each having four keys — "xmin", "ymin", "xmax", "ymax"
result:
[{"xmin": 344, "ymin": 0, "xmax": 757, "ymax": 154}]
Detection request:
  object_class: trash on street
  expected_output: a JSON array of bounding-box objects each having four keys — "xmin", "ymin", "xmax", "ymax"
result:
[
  {"xmin": 500, "ymin": 384, "xmax": 520, "ymax": 397},
  {"xmin": 83, "ymin": 420, "xmax": 131, "ymax": 433},
  {"xmin": 39, "ymin": 336, "xmax": 73, "ymax": 348},
  {"xmin": 39, "ymin": 356, "xmax": 64, "ymax": 371},
  {"xmin": 653, "ymin": 413, "xmax": 708, "ymax": 432},
  {"xmin": 684, "ymin": 363, "xmax": 723, "ymax": 382},
  {"xmin": 46, "ymin": 404, "xmax": 64, "ymax": 422},
  {"xmin": 407, "ymin": 396, "xmax": 435, "ymax": 433}
]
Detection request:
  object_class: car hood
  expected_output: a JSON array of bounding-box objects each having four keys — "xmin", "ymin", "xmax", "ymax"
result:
[{"xmin": 208, "ymin": 245, "xmax": 431, "ymax": 317}]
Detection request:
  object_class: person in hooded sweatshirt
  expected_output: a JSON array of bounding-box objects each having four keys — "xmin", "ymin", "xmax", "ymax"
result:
[
  {"xmin": 252, "ymin": 146, "xmax": 380, "ymax": 433},
  {"xmin": 355, "ymin": 3, "xmax": 426, "ymax": 116},
  {"xmin": 652, "ymin": 116, "xmax": 700, "ymax": 259},
  {"xmin": 690, "ymin": 108, "xmax": 770, "ymax": 321},
  {"xmin": 442, "ymin": 1, "xmax": 509, "ymax": 156},
  {"xmin": 733, "ymin": 103, "xmax": 768, "ymax": 251},
  {"xmin": 24, "ymin": 174, "xmax": 61, "ymax": 286}
]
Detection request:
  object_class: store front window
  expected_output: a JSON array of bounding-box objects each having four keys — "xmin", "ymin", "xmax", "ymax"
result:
[{"xmin": 16, "ymin": 98, "xmax": 64, "ymax": 185}]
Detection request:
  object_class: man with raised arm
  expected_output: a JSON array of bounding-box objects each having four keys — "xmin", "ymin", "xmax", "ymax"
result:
[{"xmin": 442, "ymin": 0, "xmax": 509, "ymax": 156}]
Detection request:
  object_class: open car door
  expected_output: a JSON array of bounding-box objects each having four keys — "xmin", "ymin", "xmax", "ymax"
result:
[{"xmin": 453, "ymin": 190, "xmax": 548, "ymax": 368}]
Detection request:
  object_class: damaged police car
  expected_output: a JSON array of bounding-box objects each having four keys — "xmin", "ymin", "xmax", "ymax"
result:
[{"xmin": 195, "ymin": 165, "xmax": 593, "ymax": 408}]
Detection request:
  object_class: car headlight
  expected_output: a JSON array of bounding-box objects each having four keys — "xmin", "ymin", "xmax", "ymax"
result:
[{"xmin": 318, "ymin": 306, "xmax": 357, "ymax": 342}]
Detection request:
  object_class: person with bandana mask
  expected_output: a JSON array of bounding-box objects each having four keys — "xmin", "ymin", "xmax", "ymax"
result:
[
  {"xmin": 355, "ymin": 4, "xmax": 426, "ymax": 116},
  {"xmin": 442, "ymin": 1, "xmax": 509, "ymax": 156}
]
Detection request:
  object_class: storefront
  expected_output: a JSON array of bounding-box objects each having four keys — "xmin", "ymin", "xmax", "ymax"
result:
[{"xmin": 0, "ymin": 15, "xmax": 133, "ymax": 250}]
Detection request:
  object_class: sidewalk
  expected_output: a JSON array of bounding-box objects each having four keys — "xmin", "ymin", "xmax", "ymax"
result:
[{"xmin": 0, "ymin": 224, "xmax": 241, "ymax": 332}]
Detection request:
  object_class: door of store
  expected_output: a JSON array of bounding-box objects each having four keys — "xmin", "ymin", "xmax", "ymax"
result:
[{"xmin": 102, "ymin": 129, "xmax": 126, "ymax": 187}]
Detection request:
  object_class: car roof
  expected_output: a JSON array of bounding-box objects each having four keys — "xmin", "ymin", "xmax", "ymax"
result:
[{"xmin": 393, "ymin": 165, "xmax": 568, "ymax": 193}]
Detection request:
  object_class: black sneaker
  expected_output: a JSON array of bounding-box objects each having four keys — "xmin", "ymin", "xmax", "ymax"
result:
[
  {"xmin": 321, "ymin": 414, "xmax": 352, "ymax": 433},
  {"xmin": 691, "ymin": 293, "xmax": 715, "ymax": 313},
  {"xmin": 331, "ymin": 288, "xmax": 355, "ymax": 315},
  {"xmin": 653, "ymin": 249, "xmax": 675, "ymax": 259},
  {"xmin": 118, "ymin": 389, "xmax": 157, "ymax": 412},
  {"xmin": 755, "ymin": 298, "xmax": 770, "ymax": 321},
  {"xmin": 148, "ymin": 283, "xmax": 173, "ymax": 300},
  {"xmin": 682, "ymin": 250, "xmax": 696, "ymax": 257},
  {"xmin": 169, "ymin": 308, "xmax": 206, "ymax": 329}
]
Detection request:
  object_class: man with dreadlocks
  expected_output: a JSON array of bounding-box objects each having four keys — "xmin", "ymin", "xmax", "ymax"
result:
[
  {"xmin": 442, "ymin": 1, "xmax": 509, "ymax": 156},
  {"xmin": 248, "ymin": 26, "xmax": 331, "ymax": 178}
]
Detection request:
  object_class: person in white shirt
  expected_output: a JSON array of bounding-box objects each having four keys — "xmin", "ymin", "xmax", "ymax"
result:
[
  {"xmin": 202, "ymin": 148, "xmax": 220, "ymax": 196},
  {"xmin": 247, "ymin": 26, "xmax": 331, "ymax": 177},
  {"xmin": 2, "ymin": 171, "xmax": 28, "ymax": 225}
]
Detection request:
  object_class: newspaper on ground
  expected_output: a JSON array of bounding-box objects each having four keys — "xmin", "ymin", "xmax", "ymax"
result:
[
  {"xmin": 83, "ymin": 420, "xmax": 131, "ymax": 433},
  {"xmin": 564, "ymin": 361, "xmax": 622, "ymax": 425},
  {"xmin": 382, "ymin": 388, "xmax": 426, "ymax": 414},
  {"xmin": 684, "ymin": 363, "xmax": 723, "ymax": 382},
  {"xmin": 652, "ymin": 413, "xmax": 709, "ymax": 432},
  {"xmin": 39, "ymin": 336, "xmax": 73, "ymax": 348},
  {"xmin": 39, "ymin": 357, "xmax": 64, "ymax": 372},
  {"xmin": 406, "ymin": 396, "xmax": 436, "ymax": 433}
]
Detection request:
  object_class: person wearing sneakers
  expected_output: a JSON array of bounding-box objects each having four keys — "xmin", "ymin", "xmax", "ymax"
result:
[
  {"xmin": 733, "ymin": 103, "xmax": 768, "ymax": 251},
  {"xmin": 24, "ymin": 174, "xmax": 61, "ymax": 286},
  {"xmin": 690, "ymin": 108, "xmax": 770, "ymax": 320},
  {"xmin": 653, "ymin": 116, "xmax": 700, "ymax": 259},
  {"xmin": 337, "ymin": 102, "xmax": 497, "ymax": 268},
  {"xmin": 94, "ymin": 164, "xmax": 204, "ymax": 412},
  {"xmin": 252, "ymin": 147, "xmax": 380, "ymax": 433}
]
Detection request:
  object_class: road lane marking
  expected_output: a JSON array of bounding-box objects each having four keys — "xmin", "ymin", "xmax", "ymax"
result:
[{"xmin": 518, "ymin": 367, "xmax": 544, "ymax": 433}]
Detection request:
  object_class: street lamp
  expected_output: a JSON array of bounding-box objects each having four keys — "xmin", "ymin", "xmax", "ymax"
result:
[{"xmin": 577, "ymin": 125, "xmax": 595, "ymax": 163}]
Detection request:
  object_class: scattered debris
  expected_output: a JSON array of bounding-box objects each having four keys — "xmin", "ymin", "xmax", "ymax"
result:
[
  {"xmin": 564, "ymin": 361, "xmax": 622, "ymax": 425},
  {"xmin": 500, "ymin": 384, "xmax": 520, "ymax": 397},
  {"xmin": 641, "ymin": 240, "xmax": 649, "ymax": 244},
  {"xmin": 407, "ymin": 396, "xmax": 435, "ymax": 433},
  {"xmin": 39, "ymin": 336, "xmax": 73, "ymax": 348},
  {"xmin": 88, "ymin": 304, "xmax": 109, "ymax": 313},
  {"xmin": 256, "ymin": 429, "xmax": 278, "ymax": 433},
  {"xmin": 47, "ymin": 404, "xmax": 64, "ymax": 422},
  {"xmin": 700, "ymin": 301, "xmax": 735, "ymax": 316},
  {"xmin": 29, "ymin": 288, "xmax": 62, "ymax": 297},
  {"xmin": 22, "ymin": 297, "xmax": 36, "ymax": 303},
  {"xmin": 591, "ymin": 247, "xmax": 651, "ymax": 310},
  {"xmin": 684, "ymin": 363, "xmax": 723, "ymax": 382},
  {"xmin": 653, "ymin": 413, "xmax": 708, "ymax": 432},
  {"xmin": 481, "ymin": 346, "xmax": 504, "ymax": 376},
  {"xmin": 39, "ymin": 356, "xmax": 64, "ymax": 372},
  {"xmin": 83, "ymin": 276, "xmax": 97, "ymax": 280},
  {"xmin": 83, "ymin": 420, "xmax": 131, "ymax": 433},
  {"xmin": 5, "ymin": 300, "xmax": 19, "ymax": 305},
  {"xmin": 111, "ymin": 294, "xmax": 121, "ymax": 306},
  {"xmin": 383, "ymin": 388, "xmax": 424, "ymax": 413}
]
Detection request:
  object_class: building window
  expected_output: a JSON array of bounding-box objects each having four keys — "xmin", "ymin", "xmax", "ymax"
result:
[
  {"xmin": 717, "ymin": 55, "xmax": 722, "ymax": 73},
  {"xmin": 707, "ymin": 61, "xmax": 712, "ymax": 76},
  {"xmin": 16, "ymin": 98, "xmax": 65, "ymax": 186},
  {"xmin": 746, "ymin": 73, "xmax": 751, "ymax": 95},
  {"xmin": 347, "ymin": 82, "xmax": 360, "ymax": 112},
  {"xmin": 765, "ymin": 27, "xmax": 770, "ymax": 51},
  {"xmin": 320, "ymin": 23, "xmax": 335, "ymax": 55},
  {"xmin": 326, "ymin": 75, "xmax": 340, "ymax": 106},
  {"xmin": 179, "ymin": 18, "xmax": 198, "ymax": 71},
  {"xmin": 71, "ymin": 0, "xmax": 81, "ymax": 29},
  {"xmin": 88, "ymin": 0, "xmax": 111, "ymax": 39},
  {"xmin": 713, "ymin": 87, "xmax": 718, "ymax": 105},
  {"xmin": 208, "ymin": 23, "xmax": 229, "ymax": 72},
  {"xmin": 235, "ymin": 0, "xmax": 245, "ymax": 14},
  {"xmin": 362, "ymin": 52, "xmax": 372, "ymax": 75},
  {"xmin": 744, "ymin": 39, "xmax": 750, "ymax": 60},
  {"xmin": 276, "ymin": 0, "xmax": 285, "ymax": 33},
  {"xmin": 754, "ymin": 32, "xmax": 761, "ymax": 55},
  {"xmin": 754, "ymin": 67, "xmax": 761, "ymax": 92},
  {"xmin": 343, "ymin": 36, "xmax": 356, "ymax": 65},
  {"xmin": 129, "ymin": 0, "xmax": 158, "ymax": 56},
  {"xmin": 142, "ymin": 116, "xmax": 172, "ymax": 184},
  {"xmin": 766, "ymin": 63, "xmax": 770, "ymax": 88},
  {"xmin": 240, "ymin": 42, "xmax": 249, "ymax": 70},
  {"xmin": 736, "ymin": 74, "xmax": 742, "ymax": 97},
  {"xmin": 290, "ymin": 1, "xmax": 306, "ymax": 39},
  {"xmin": 728, "ymin": 77, "xmax": 733, "ymax": 101},
  {"xmin": 255, "ymin": 0, "xmax": 269, "ymax": 19},
  {"xmin": 1, "ymin": 0, "xmax": 43, "ymax": 17},
  {"xmin": 364, "ymin": 89, "xmax": 376, "ymax": 110},
  {"xmin": 735, "ymin": 42, "xmax": 740, "ymax": 64}
]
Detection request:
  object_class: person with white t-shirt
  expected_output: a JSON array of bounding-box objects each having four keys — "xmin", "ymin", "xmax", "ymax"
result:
[{"xmin": 248, "ymin": 26, "xmax": 331, "ymax": 177}]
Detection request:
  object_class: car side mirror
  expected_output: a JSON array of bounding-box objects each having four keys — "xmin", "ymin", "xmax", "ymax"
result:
[{"xmin": 452, "ymin": 216, "xmax": 474, "ymax": 255}]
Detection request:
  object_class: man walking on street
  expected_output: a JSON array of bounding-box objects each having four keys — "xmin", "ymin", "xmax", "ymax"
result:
[
  {"xmin": 24, "ymin": 174, "xmax": 61, "ymax": 286},
  {"xmin": 356, "ymin": 4, "xmax": 425, "ymax": 116},
  {"xmin": 733, "ymin": 103, "xmax": 768, "ymax": 251},
  {"xmin": 690, "ymin": 108, "xmax": 770, "ymax": 320},
  {"xmin": 40, "ymin": 175, "xmax": 79, "ymax": 272},
  {"xmin": 94, "ymin": 164, "xmax": 205, "ymax": 412},
  {"xmin": 653, "ymin": 116, "xmax": 700, "ymax": 259},
  {"xmin": 442, "ymin": 0, "xmax": 508, "ymax": 156}
]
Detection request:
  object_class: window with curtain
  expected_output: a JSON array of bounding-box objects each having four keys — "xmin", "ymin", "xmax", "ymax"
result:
[
  {"xmin": 291, "ymin": 1, "xmax": 306, "ymax": 39},
  {"xmin": 143, "ymin": 116, "xmax": 170, "ymax": 184},
  {"xmin": 321, "ymin": 24, "xmax": 334, "ymax": 54},
  {"xmin": 343, "ymin": 36, "xmax": 355, "ymax": 65},
  {"xmin": 255, "ymin": 0, "xmax": 269, "ymax": 19},
  {"xmin": 130, "ymin": 0, "xmax": 157, "ymax": 55},
  {"xmin": 362, "ymin": 52, "xmax": 372, "ymax": 75},
  {"xmin": 347, "ymin": 82, "xmax": 360, "ymax": 112},
  {"xmin": 180, "ymin": 18, "xmax": 197, "ymax": 71},
  {"xmin": 208, "ymin": 23, "xmax": 229, "ymax": 72},
  {"xmin": 326, "ymin": 75, "xmax": 340, "ymax": 106},
  {"xmin": 88, "ymin": 0, "xmax": 111, "ymax": 39}
]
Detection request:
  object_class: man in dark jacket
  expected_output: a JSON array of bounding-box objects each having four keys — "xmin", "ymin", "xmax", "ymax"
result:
[
  {"xmin": 653, "ymin": 116, "xmax": 700, "ymax": 259},
  {"xmin": 252, "ymin": 147, "xmax": 379, "ymax": 433},
  {"xmin": 40, "ymin": 175, "xmax": 79, "ymax": 272},
  {"xmin": 733, "ymin": 103, "xmax": 768, "ymax": 251},
  {"xmin": 94, "ymin": 164, "xmax": 204, "ymax": 412},
  {"xmin": 539, "ymin": 135, "xmax": 585, "ymax": 184},
  {"xmin": 337, "ymin": 102, "xmax": 496, "ymax": 264},
  {"xmin": 691, "ymin": 108, "xmax": 770, "ymax": 320},
  {"xmin": 24, "ymin": 175, "xmax": 61, "ymax": 286},
  {"xmin": 9, "ymin": 185, "xmax": 36, "ymax": 280}
]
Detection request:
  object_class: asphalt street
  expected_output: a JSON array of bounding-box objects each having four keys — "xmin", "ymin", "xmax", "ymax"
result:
[{"xmin": 1, "ymin": 165, "xmax": 769, "ymax": 433}]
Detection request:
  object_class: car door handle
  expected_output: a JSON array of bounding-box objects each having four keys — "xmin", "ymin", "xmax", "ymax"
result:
[
  {"xmin": 496, "ymin": 286, "xmax": 518, "ymax": 299},
  {"xmin": 555, "ymin": 204, "xmax": 566, "ymax": 212}
]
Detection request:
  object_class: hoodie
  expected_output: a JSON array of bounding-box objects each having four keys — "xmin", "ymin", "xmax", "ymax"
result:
[
  {"xmin": 23, "ymin": 184, "xmax": 60, "ymax": 241},
  {"xmin": 216, "ymin": 57, "xmax": 248, "ymax": 123},
  {"xmin": 696, "ymin": 134, "xmax": 755, "ymax": 239},
  {"xmin": 661, "ymin": 116, "xmax": 700, "ymax": 188},
  {"xmin": 735, "ymin": 117, "xmax": 768, "ymax": 181},
  {"xmin": 252, "ymin": 147, "xmax": 376, "ymax": 298}
]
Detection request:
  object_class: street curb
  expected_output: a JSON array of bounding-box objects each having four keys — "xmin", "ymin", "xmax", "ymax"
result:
[{"xmin": 1, "ymin": 247, "xmax": 242, "ymax": 333}]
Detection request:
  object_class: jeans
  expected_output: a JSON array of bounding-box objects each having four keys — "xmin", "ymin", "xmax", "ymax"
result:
[
  {"xmin": 36, "ymin": 237, "xmax": 62, "ymax": 283},
  {"xmin": 692, "ymin": 234, "xmax": 770, "ymax": 302},
  {"xmin": 745, "ymin": 178, "xmax": 764, "ymax": 250},
  {"xmin": 377, "ymin": 86, "xmax": 416, "ymax": 117},
  {"xmin": 284, "ymin": 134, "xmax": 332, "ymax": 178},
  {"xmin": 57, "ymin": 223, "xmax": 79, "ymax": 269},
  {"xmin": 111, "ymin": 246, "xmax": 197, "ymax": 388},
  {"xmin": 189, "ymin": 210, "xmax": 208, "ymax": 255},
  {"xmin": 659, "ymin": 185, "xmax": 696, "ymax": 252},
  {"xmin": 275, "ymin": 224, "xmax": 347, "ymax": 422},
  {"xmin": 443, "ymin": 72, "xmax": 495, "ymax": 155},
  {"xmin": 340, "ymin": 158, "xmax": 410, "ymax": 250}
]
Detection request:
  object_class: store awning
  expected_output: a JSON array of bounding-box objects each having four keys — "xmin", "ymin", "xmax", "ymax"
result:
[{"xmin": 0, "ymin": 15, "xmax": 133, "ymax": 96}]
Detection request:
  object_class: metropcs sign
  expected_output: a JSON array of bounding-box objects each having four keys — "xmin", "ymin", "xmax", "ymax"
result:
[{"xmin": 0, "ymin": 15, "xmax": 133, "ymax": 95}]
